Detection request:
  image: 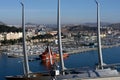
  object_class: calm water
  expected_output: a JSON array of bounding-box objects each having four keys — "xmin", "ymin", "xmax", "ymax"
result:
[{"xmin": 0, "ymin": 46, "xmax": 120, "ymax": 80}]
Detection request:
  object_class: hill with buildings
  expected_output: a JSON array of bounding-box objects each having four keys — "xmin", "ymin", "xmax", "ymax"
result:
[
  {"xmin": 63, "ymin": 22, "xmax": 120, "ymax": 33},
  {"xmin": 107, "ymin": 23, "xmax": 120, "ymax": 30},
  {"xmin": 64, "ymin": 25, "xmax": 97, "ymax": 33},
  {"xmin": 84, "ymin": 22, "xmax": 111, "ymax": 27}
]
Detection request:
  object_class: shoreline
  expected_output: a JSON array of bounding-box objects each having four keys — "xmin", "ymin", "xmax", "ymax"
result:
[
  {"xmin": 1, "ymin": 43, "xmax": 120, "ymax": 56},
  {"xmin": 67, "ymin": 43, "xmax": 120, "ymax": 54}
]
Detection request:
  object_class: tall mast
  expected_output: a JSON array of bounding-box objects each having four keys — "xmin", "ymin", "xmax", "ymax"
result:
[
  {"xmin": 95, "ymin": 0, "xmax": 103, "ymax": 69},
  {"xmin": 20, "ymin": 2, "xmax": 30, "ymax": 76},
  {"xmin": 48, "ymin": 46, "xmax": 53, "ymax": 65},
  {"xmin": 57, "ymin": 0, "xmax": 65, "ymax": 75}
]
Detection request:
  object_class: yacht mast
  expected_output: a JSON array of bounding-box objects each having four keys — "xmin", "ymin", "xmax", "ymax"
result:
[
  {"xmin": 20, "ymin": 2, "xmax": 30, "ymax": 76},
  {"xmin": 57, "ymin": 0, "xmax": 65, "ymax": 75},
  {"xmin": 48, "ymin": 46, "xmax": 53, "ymax": 65},
  {"xmin": 95, "ymin": 0, "xmax": 104, "ymax": 69}
]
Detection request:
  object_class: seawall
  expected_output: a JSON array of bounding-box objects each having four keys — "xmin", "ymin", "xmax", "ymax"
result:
[{"xmin": 67, "ymin": 43, "xmax": 120, "ymax": 54}]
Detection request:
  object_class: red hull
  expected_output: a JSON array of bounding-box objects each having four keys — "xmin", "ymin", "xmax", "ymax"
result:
[{"xmin": 39, "ymin": 47, "xmax": 69, "ymax": 61}]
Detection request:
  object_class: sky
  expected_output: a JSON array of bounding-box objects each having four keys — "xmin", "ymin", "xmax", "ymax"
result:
[{"xmin": 0, "ymin": 0, "xmax": 120, "ymax": 25}]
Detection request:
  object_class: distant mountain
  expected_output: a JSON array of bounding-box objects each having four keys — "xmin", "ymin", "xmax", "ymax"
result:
[
  {"xmin": 0, "ymin": 21, "xmax": 6, "ymax": 25},
  {"xmin": 25, "ymin": 22, "xmax": 37, "ymax": 25},
  {"xmin": 84, "ymin": 22, "xmax": 111, "ymax": 27},
  {"xmin": 107, "ymin": 23, "xmax": 120, "ymax": 30},
  {"xmin": 66, "ymin": 25, "xmax": 97, "ymax": 32}
]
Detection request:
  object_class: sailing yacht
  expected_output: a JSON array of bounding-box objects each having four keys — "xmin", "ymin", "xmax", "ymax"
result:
[
  {"xmin": 5, "ymin": 2, "xmax": 51, "ymax": 80},
  {"xmin": 54, "ymin": 0, "xmax": 120, "ymax": 80},
  {"xmin": 5, "ymin": 0, "xmax": 120, "ymax": 80}
]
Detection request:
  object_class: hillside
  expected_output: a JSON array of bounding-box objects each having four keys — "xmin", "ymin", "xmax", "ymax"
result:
[
  {"xmin": 0, "ymin": 21, "xmax": 6, "ymax": 25},
  {"xmin": 108, "ymin": 23, "xmax": 120, "ymax": 30},
  {"xmin": 65, "ymin": 25, "xmax": 97, "ymax": 32},
  {"xmin": 0, "ymin": 25, "xmax": 22, "ymax": 33}
]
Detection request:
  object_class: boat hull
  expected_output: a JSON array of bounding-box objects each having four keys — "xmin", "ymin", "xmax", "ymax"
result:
[
  {"xmin": 39, "ymin": 46, "xmax": 69, "ymax": 61},
  {"xmin": 39, "ymin": 53, "xmax": 69, "ymax": 61},
  {"xmin": 5, "ymin": 73, "xmax": 51, "ymax": 80}
]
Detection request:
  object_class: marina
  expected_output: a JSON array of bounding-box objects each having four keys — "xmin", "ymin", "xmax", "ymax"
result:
[
  {"xmin": 0, "ymin": 0, "xmax": 120, "ymax": 80},
  {"xmin": 0, "ymin": 46, "xmax": 120, "ymax": 80}
]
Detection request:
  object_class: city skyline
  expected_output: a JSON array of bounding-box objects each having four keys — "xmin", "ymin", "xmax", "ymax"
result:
[{"xmin": 0, "ymin": 0, "xmax": 120, "ymax": 25}]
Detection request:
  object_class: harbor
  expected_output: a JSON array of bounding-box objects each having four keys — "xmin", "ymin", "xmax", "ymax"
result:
[
  {"xmin": 1, "ymin": 42, "xmax": 120, "ymax": 57},
  {"xmin": 0, "ymin": 46, "xmax": 120, "ymax": 80},
  {"xmin": 0, "ymin": 0, "xmax": 120, "ymax": 80}
]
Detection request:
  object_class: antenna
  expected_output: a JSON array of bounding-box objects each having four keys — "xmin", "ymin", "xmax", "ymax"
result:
[{"xmin": 95, "ymin": 0, "xmax": 104, "ymax": 69}]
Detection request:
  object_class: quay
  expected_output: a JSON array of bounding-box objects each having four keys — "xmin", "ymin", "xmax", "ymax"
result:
[
  {"xmin": 0, "ymin": 43, "xmax": 120, "ymax": 56},
  {"xmin": 67, "ymin": 43, "xmax": 120, "ymax": 54}
]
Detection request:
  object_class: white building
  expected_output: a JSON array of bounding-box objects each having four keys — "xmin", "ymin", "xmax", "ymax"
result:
[
  {"xmin": 0, "ymin": 34, "xmax": 4, "ymax": 41},
  {"xmin": 5, "ymin": 32, "xmax": 22, "ymax": 40}
]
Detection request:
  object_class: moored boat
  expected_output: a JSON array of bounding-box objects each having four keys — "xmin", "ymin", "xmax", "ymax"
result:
[
  {"xmin": 39, "ymin": 46, "xmax": 69, "ymax": 61},
  {"xmin": 7, "ymin": 54, "xmax": 20, "ymax": 58}
]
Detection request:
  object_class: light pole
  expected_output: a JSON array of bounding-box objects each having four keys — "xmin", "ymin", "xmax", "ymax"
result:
[
  {"xmin": 57, "ymin": 0, "xmax": 65, "ymax": 75},
  {"xmin": 20, "ymin": 2, "xmax": 30, "ymax": 76},
  {"xmin": 95, "ymin": 0, "xmax": 103, "ymax": 69}
]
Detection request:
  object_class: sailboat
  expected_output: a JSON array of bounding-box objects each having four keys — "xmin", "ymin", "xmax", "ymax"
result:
[
  {"xmin": 5, "ymin": 2, "xmax": 51, "ymax": 80},
  {"xmin": 54, "ymin": 0, "xmax": 120, "ymax": 80}
]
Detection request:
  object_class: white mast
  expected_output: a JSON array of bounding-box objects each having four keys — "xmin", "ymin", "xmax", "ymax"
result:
[
  {"xmin": 48, "ymin": 46, "xmax": 53, "ymax": 65},
  {"xmin": 20, "ymin": 2, "xmax": 30, "ymax": 76},
  {"xmin": 95, "ymin": 0, "xmax": 104, "ymax": 69},
  {"xmin": 57, "ymin": 0, "xmax": 65, "ymax": 75}
]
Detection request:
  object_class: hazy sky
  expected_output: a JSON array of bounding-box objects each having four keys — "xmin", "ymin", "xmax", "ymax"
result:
[{"xmin": 0, "ymin": 0, "xmax": 120, "ymax": 25}]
